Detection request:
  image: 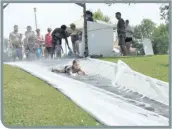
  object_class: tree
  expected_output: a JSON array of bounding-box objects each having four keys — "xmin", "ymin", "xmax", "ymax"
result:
[
  {"xmin": 152, "ymin": 24, "xmax": 168, "ymax": 54},
  {"xmin": 160, "ymin": 4, "xmax": 169, "ymax": 23},
  {"xmin": 93, "ymin": 9, "xmax": 111, "ymax": 23},
  {"xmin": 133, "ymin": 19, "xmax": 156, "ymax": 40},
  {"xmin": 132, "ymin": 19, "xmax": 156, "ymax": 55},
  {"xmin": 133, "ymin": 25, "xmax": 143, "ymax": 39}
]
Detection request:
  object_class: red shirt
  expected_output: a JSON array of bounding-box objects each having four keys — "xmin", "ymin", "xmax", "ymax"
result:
[{"xmin": 45, "ymin": 33, "xmax": 52, "ymax": 47}]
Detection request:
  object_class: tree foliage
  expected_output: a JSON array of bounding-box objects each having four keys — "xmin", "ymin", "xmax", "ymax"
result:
[
  {"xmin": 133, "ymin": 19, "xmax": 156, "ymax": 40},
  {"xmin": 133, "ymin": 19, "xmax": 168, "ymax": 54},
  {"xmin": 92, "ymin": 9, "xmax": 111, "ymax": 23},
  {"xmin": 160, "ymin": 4, "xmax": 169, "ymax": 22},
  {"xmin": 152, "ymin": 24, "xmax": 168, "ymax": 54}
]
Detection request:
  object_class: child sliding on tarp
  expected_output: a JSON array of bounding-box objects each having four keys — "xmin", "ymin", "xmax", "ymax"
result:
[{"xmin": 51, "ymin": 60, "xmax": 85, "ymax": 76}]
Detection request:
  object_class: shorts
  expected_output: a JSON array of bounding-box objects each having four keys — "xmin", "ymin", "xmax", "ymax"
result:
[
  {"xmin": 71, "ymin": 35, "xmax": 79, "ymax": 44},
  {"xmin": 64, "ymin": 66, "xmax": 71, "ymax": 73},
  {"xmin": 125, "ymin": 37, "xmax": 132, "ymax": 42},
  {"xmin": 118, "ymin": 34, "xmax": 126, "ymax": 46}
]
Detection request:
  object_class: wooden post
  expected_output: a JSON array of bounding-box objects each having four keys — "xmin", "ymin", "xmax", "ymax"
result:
[{"xmin": 34, "ymin": 8, "xmax": 38, "ymax": 30}]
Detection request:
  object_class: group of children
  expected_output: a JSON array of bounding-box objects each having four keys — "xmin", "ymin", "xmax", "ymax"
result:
[{"xmin": 9, "ymin": 23, "xmax": 81, "ymax": 61}]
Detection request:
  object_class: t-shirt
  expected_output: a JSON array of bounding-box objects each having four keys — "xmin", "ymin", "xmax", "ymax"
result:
[
  {"xmin": 45, "ymin": 33, "xmax": 52, "ymax": 47},
  {"xmin": 25, "ymin": 31, "xmax": 36, "ymax": 51},
  {"xmin": 52, "ymin": 28, "xmax": 67, "ymax": 40},
  {"xmin": 9, "ymin": 31, "xmax": 21, "ymax": 48},
  {"xmin": 117, "ymin": 18, "xmax": 126, "ymax": 36},
  {"xmin": 70, "ymin": 29, "xmax": 81, "ymax": 43},
  {"xmin": 36, "ymin": 34, "xmax": 44, "ymax": 48},
  {"xmin": 25, "ymin": 31, "xmax": 36, "ymax": 44},
  {"xmin": 125, "ymin": 25, "xmax": 134, "ymax": 38}
]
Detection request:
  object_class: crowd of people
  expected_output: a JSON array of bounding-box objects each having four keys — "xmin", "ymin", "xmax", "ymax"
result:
[
  {"xmin": 8, "ymin": 10, "xmax": 96, "ymax": 61},
  {"xmin": 8, "ymin": 11, "xmax": 133, "ymax": 62},
  {"xmin": 8, "ymin": 23, "xmax": 82, "ymax": 61}
]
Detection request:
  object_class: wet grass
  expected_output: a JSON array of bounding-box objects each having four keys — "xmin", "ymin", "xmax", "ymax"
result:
[
  {"xmin": 3, "ymin": 65, "xmax": 99, "ymax": 127},
  {"xmin": 101, "ymin": 55, "xmax": 169, "ymax": 82}
]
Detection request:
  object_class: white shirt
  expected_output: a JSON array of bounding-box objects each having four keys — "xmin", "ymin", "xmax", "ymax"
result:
[{"xmin": 125, "ymin": 25, "xmax": 134, "ymax": 38}]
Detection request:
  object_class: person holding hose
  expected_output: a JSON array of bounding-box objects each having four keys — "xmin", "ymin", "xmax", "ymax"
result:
[{"xmin": 52, "ymin": 25, "xmax": 71, "ymax": 58}]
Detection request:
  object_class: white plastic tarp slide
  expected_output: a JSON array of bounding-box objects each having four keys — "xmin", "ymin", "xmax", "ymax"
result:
[
  {"xmin": 113, "ymin": 61, "xmax": 168, "ymax": 105},
  {"xmin": 5, "ymin": 58, "xmax": 169, "ymax": 126}
]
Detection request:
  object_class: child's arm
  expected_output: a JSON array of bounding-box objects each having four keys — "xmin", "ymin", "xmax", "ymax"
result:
[{"xmin": 78, "ymin": 67, "xmax": 86, "ymax": 75}]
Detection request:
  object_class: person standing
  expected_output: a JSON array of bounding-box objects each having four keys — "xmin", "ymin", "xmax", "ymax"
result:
[
  {"xmin": 24, "ymin": 26, "xmax": 37, "ymax": 59},
  {"xmin": 9, "ymin": 25, "xmax": 22, "ymax": 61},
  {"xmin": 70, "ymin": 23, "xmax": 81, "ymax": 55},
  {"xmin": 45, "ymin": 28, "xmax": 53, "ymax": 58},
  {"xmin": 35, "ymin": 29, "xmax": 44, "ymax": 59},
  {"xmin": 86, "ymin": 10, "xmax": 94, "ymax": 22},
  {"xmin": 115, "ymin": 12, "xmax": 128, "ymax": 56},
  {"xmin": 52, "ymin": 25, "xmax": 70, "ymax": 58},
  {"xmin": 125, "ymin": 20, "xmax": 134, "ymax": 53}
]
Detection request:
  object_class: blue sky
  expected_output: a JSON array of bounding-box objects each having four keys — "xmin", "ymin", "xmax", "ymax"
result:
[{"xmin": 3, "ymin": 3, "xmax": 165, "ymax": 38}]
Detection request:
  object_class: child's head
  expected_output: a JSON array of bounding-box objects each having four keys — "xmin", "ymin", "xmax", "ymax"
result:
[
  {"xmin": 70, "ymin": 23, "xmax": 76, "ymax": 30},
  {"xmin": 72, "ymin": 60, "xmax": 79, "ymax": 68}
]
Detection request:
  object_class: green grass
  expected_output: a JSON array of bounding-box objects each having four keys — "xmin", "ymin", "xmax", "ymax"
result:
[
  {"xmin": 101, "ymin": 55, "xmax": 169, "ymax": 82},
  {"xmin": 3, "ymin": 65, "xmax": 99, "ymax": 127}
]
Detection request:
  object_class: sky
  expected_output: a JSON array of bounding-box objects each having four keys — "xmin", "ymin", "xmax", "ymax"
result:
[{"xmin": 3, "ymin": 3, "xmax": 166, "ymax": 38}]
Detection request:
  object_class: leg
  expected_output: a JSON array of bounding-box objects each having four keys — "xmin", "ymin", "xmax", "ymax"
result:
[
  {"xmin": 55, "ymin": 45, "xmax": 62, "ymax": 58},
  {"xmin": 72, "ymin": 42, "xmax": 76, "ymax": 54},
  {"xmin": 126, "ymin": 42, "xmax": 131, "ymax": 53},
  {"xmin": 120, "ymin": 45, "xmax": 128, "ymax": 56},
  {"xmin": 50, "ymin": 47, "xmax": 53, "ymax": 59},
  {"xmin": 125, "ymin": 37, "xmax": 132, "ymax": 54},
  {"xmin": 119, "ymin": 37, "xmax": 128, "ymax": 56},
  {"xmin": 51, "ymin": 46, "xmax": 55, "ymax": 59},
  {"xmin": 12, "ymin": 48, "xmax": 17, "ymax": 61},
  {"xmin": 75, "ymin": 40, "xmax": 79, "ymax": 55},
  {"xmin": 46, "ymin": 47, "xmax": 50, "ymax": 55},
  {"xmin": 52, "ymin": 68, "xmax": 65, "ymax": 73},
  {"xmin": 71, "ymin": 38, "xmax": 76, "ymax": 54}
]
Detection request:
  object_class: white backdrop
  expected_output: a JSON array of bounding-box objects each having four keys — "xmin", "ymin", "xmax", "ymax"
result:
[{"xmin": 79, "ymin": 21, "xmax": 114, "ymax": 57}]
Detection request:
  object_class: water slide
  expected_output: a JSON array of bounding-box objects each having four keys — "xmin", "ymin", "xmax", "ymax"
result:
[{"xmin": 5, "ymin": 58, "xmax": 169, "ymax": 126}]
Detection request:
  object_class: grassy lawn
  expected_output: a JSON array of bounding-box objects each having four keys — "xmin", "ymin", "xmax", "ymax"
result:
[
  {"xmin": 101, "ymin": 55, "xmax": 169, "ymax": 82},
  {"xmin": 3, "ymin": 65, "xmax": 99, "ymax": 127}
]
